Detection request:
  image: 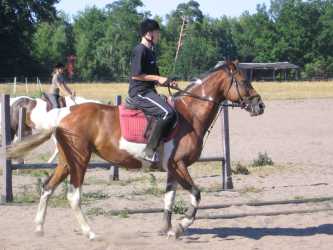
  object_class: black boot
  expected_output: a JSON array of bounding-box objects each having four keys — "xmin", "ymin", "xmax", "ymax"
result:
[{"xmin": 142, "ymin": 119, "xmax": 167, "ymax": 162}]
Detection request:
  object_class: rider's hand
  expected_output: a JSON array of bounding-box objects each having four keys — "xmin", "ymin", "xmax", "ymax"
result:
[
  {"xmin": 70, "ymin": 91, "xmax": 76, "ymax": 102},
  {"xmin": 157, "ymin": 76, "xmax": 168, "ymax": 86},
  {"xmin": 168, "ymin": 80, "xmax": 178, "ymax": 88}
]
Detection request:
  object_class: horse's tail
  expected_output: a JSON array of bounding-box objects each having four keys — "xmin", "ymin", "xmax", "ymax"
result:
[{"xmin": 5, "ymin": 127, "xmax": 56, "ymax": 160}]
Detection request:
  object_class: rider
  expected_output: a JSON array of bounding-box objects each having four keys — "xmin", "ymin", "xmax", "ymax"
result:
[
  {"xmin": 49, "ymin": 63, "xmax": 75, "ymax": 108},
  {"xmin": 128, "ymin": 19, "xmax": 178, "ymax": 162}
]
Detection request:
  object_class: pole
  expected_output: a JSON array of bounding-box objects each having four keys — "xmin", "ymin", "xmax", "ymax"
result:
[
  {"xmin": 17, "ymin": 107, "xmax": 26, "ymax": 164},
  {"xmin": 109, "ymin": 95, "xmax": 121, "ymax": 181},
  {"xmin": 25, "ymin": 77, "xmax": 29, "ymax": 94},
  {"xmin": 1, "ymin": 94, "xmax": 13, "ymax": 202},
  {"xmin": 13, "ymin": 77, "xmax": 17, "ymax": 97},
  {"xmin": 221, "ymin": 101, "xmax": 233, "ymax": 190}
]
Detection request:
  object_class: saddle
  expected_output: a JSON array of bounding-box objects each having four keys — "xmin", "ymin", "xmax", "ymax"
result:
[
  {"xmin": 119, "ymin": 97, "xmax": 178, "ymax": 144},
  {"xmin": 41, "ymin": 92, "xmax": 66, "ymax": 111}
]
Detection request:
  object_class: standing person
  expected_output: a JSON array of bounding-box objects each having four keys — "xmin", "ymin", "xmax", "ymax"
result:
[
  {"xmin": 128, "ymin": 19, "xmax": 178, "ymax": 162},
  {"xmin": 49, "ymin": 63, "xmax": 75, "ymax": 108}
]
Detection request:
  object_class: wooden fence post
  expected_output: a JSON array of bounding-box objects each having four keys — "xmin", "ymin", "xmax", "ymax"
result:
[
  {"xmin": 1, "ymin": 94, "xmax": 13, "ymax": 202},
  {"xmin": 109, "ymin": 95, "xmax": 121, "ymax": 181},
  {"xmin": 221, "ymin": 101, "xmax": 233, "ymax": 190}
]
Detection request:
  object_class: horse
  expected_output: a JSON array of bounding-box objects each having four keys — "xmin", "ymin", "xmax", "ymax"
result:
[
  {"xmin": 5, "ymin": 61, "xmax": 265, "ymax": 240},
  {"xmin": 8, "ymin": 95, "xmax": 101, "ymax": 162}
]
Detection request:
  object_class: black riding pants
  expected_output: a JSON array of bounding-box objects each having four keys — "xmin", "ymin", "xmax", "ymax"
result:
[
  {"xmin": 131, "ymin": 91, "xmax": 177, "ymax": 130},
  {"xmin": 48, "ymin": 93, "xmax": 60, "ymax": 108}
]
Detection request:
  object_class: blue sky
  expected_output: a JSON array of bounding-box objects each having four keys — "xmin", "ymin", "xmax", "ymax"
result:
[{"xmin": 56, "ymin": 0, "xmax": 271, "ymax": 18}]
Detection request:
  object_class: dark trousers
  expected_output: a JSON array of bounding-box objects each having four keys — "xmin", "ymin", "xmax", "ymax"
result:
[
  {"xmin": 48, "ymin": 93, "xmax": 60, "ymax": 108},
  {"xmin": 131, "ymin": 91, "xmax": 177, "ymax": 133}
]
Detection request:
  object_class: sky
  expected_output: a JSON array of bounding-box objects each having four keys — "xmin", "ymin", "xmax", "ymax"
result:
[{"xmin": 56, "ymin": 0, "xmax": 271, "ymax": 19}]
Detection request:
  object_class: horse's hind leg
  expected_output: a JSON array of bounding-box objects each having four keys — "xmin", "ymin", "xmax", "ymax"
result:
[
  {"xmin": 167, "ymin": 160, "xmax": 201, "ymax": 238},
  {"xmin": 35, "ymin": 163, "xmax": 69, "ymax": 235},
  {"xmin": 47, "ymin": 136, "xmax": 59, "ymax": 163},
  {"xmin": 63, "ymin": 140, "xmax": 95, "ymax": 240},
  {"xmin": 67, "ymin": 174, "xmax": 96, "ymax": 240}
]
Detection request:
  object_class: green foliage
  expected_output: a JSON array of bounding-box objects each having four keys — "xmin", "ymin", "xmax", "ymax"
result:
[
  {"xmin": 0, "ymin": 0, "xmax": 58, "ymax": 76},
  {"xmin": 173, "ymin": 199, "xmax": 187, "ymax": 214},
  {"xmin": 32, "ymin": 14, "xmax": 74, "ymax": 73},
  {"xmin": 251, "ymin": 152, "xmax": 274, "ymax": 167},
  {"xmin": 2, "ymin": 0, "xmax": 333, "ymax": 80}
]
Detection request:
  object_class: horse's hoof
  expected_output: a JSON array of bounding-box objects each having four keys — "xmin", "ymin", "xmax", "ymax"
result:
[
  {"xmin": 158, "ymin": 225, "xmax": 171, "ymax": 236},
  {"xmin": 87, "ymin": 231, "xmax": 97, "ymax": 241},
  {"xmin": 174, "ymin": 224, "xmax": 184, "ymax": 239},
  {"xmin": 35, "ymin": 230, "xmax": 44, "ymax": 237},
  {"xmin": 167, "ymin": 224, "xmax": 184, "ymax": 239},
  {"xmin": 166, "ymin": 230, "xmax": 175, "ymax": 239}
]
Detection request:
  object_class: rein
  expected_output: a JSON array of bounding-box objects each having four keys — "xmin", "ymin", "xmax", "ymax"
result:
[{"xmin": 166, "ymin": 83, "xmax": 243, "ymax": 108}]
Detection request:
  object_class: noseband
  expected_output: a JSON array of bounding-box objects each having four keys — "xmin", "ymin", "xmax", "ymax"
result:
[{"xmin": 225, "ymin": 71, "xmax": 261, "ymax": 110}]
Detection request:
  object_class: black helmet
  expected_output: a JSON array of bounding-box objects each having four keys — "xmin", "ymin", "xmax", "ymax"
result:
[
  {"xmin": 139, "ymin": 19, "xmax": 160, "ymax": 37},
  {"xmin": 54, "ymin": 62, "xmax": 65, "ymax": 69}
]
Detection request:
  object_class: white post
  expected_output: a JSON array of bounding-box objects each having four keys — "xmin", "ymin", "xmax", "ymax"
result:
[
  {"xmin": 13, "ymin": 77, "xmax": 17, "ymax": 96},
  {"xmin": 25, "ymin": 77, "xmax": 29, "ymax": 94},
  {"xmin": 37, "ymin": 77, "xmax": 42, "ymax": 93}
]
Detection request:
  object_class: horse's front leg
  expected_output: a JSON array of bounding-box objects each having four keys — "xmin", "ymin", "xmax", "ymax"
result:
[
  {"xmin": 160, "ymin": 172, "xmax": 178, "ymax": 235},
  {"xmin": 168, "ymin": 160, "xmax": 201, "ymax": 239}
]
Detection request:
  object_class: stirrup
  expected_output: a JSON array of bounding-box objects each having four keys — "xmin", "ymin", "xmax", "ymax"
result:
[{"xmin": 142, "ymin": 151, "xmax": 160, "ymax": 163}]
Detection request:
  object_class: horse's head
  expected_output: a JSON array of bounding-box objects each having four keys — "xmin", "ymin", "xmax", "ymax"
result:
[{"xmin": 222, "ymin": 60, "xmax": 265, "ymax": 116}]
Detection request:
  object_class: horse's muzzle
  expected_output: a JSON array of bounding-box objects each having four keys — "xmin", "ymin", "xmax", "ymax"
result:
[{"xmin": 244, "ymin": 96, "xmax": 265, "ymax": 116}]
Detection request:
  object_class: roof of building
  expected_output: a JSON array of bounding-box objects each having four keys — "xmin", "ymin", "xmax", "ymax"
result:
[{"xmin": 215, "ymin": 61, "xmax": 300, "ymax": 70}]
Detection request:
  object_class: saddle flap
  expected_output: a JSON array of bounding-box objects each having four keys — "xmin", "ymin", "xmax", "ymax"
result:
[{"xmin": 119, "ymin": 105, "xmax": 178, "ymax": 144}]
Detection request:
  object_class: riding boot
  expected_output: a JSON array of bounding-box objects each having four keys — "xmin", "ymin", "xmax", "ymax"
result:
[{"xmin": 142, "ymin": 119, "xmax": 167, "ymax": 162}]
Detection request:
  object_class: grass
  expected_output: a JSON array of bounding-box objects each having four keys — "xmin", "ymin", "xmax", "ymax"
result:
[
  {"xmin": 238, "ymin": 186, "xmax": 262, "ymax": 194},
  {"xmin": 253, "ymin": 81, "xmax": 333, "ymax": 100},
  {"xmin": 1, "ymin": 80, "xmax": 333, "ymax": 102}
]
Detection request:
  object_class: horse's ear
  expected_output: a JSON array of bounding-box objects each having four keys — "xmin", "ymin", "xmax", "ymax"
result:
[
  {"xmin": 233, "ymin": 59, "xmax": 239, "ymax": 65},
  {"xmin": 226, "ymin": 60, "xmax": 237, "ymax": 74}
]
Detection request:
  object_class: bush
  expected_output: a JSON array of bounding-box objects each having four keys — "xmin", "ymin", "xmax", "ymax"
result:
[
  {"xmin": 251, "ymin": 152, "xmax": 274, "ymax": 167},
  {"xmin": 232, "ymin": 162, "xmax": 250, "ymax": 175}
]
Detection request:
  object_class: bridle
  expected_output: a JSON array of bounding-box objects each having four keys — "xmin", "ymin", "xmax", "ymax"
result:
[{"xmin": 166, "ymin": 69, "xmax": 253, "ymax": 108}]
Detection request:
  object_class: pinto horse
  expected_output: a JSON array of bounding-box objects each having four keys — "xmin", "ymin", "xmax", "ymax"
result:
[{"xmin": 6, "ymin": 61, "xmax": 265, "ymax": 240}]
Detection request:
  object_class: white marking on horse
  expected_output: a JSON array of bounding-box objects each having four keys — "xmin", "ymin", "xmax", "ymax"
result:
[
  {"xmin": 30, "ymin": 99, "xmax": 71, "ymax": 129},
  {"xmin": 164, "ymin": 188, "xmax": 177, "ymax": 211},
  {"xmin": 119, "ymin": 137, "xmax": 147, "ymax": 158},
  {"xmin": 35, "ymin": 188, "xmax": 53, "ymax": 234},
  {"xmin": 67, "ymin": 184, "xmax": 96, "ymax": 240}
]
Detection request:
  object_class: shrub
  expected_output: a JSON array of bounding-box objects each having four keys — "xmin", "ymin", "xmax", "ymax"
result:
[{"xmin": 251, "ymin": 152, "xmax": 274, "ymax": 167}]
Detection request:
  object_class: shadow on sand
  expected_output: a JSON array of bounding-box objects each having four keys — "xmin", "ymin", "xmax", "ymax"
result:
[{"xmin": 187, "ymin": 224, "xmax": 333, "ymax": 240}]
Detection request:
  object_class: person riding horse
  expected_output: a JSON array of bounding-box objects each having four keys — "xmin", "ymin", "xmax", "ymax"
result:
[
  {"xmin": 48, "ymin": 63, "xmax": 75, "ymax": 108},
  {"xmin": 128, "ymin": 19, "xmax": 178, "ymax": 162}
]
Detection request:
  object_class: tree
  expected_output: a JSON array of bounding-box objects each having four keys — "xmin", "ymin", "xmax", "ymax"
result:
[
  {"xmin": 0, "ymin": 0, "xmax": 59, "ymax": 77},
  {"xmin": 73, "ymin": 7, "xmax": 107, "ymax": 81},
  {"xmin": 32, "ymin": 13, "xmax": 74, "ymax": 76},
  {"xmin": 99, "ymin": 0, "xmax": 149, "ymax": 80}
]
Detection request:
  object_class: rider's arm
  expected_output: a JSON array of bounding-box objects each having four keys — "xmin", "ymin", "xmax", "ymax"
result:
[
  {"xmin": 58, "ymin": 82, "xmax": 73, "ymax": 97},
  {"xmin": 132, "ymin": 74, "xmax": 168, "ymax": 85},
  {"xmin": 54, "ymin": 75, "xmax": 74, "ymax": 97}
]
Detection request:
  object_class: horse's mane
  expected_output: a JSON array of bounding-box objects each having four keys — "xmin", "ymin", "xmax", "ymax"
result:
[{"xmin": 172, "ymin": 62, "xmax": 229, "ymax": 98}]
